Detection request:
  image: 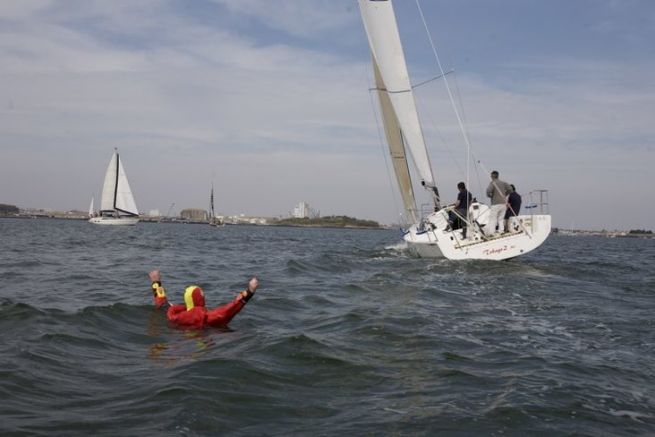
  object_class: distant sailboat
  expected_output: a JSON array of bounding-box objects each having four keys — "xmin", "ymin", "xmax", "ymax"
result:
[
  {"xmin": 89, "ymin": 149, "xmax": 139, "ymax": 226},
  {"xmin": 358, "ymin": 0, "xmax": 550, "ymax": 260},
  {"xmin": 208, "ymin": 183, "xmax": 224, "ymax": 227},
  {"xmin": 88, "ymin": 197, "xmax": 95, "ymax": 218}
]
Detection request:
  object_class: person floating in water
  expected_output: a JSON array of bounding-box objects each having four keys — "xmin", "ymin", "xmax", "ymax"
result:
[{"xmin": 149, "ymin": 269, "xmax": 259, "ymax": 329}]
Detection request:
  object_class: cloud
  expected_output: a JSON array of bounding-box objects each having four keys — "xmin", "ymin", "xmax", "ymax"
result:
[
  {"xmin": 209, "ymin": 0, "xmax": 357, "ymax": 38},
  {"xmin": 0, "ymin": 1, "xmax": 653, "ymax": 230}
]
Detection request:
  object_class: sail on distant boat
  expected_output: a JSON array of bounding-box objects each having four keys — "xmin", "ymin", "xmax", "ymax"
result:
[
  {"xmin": 88, "ymin": 197, "xmax": 94, "ymax": 218},
  {"xmin": 208, "ymin": 183, "xmax": 224, "ymax": 227},
  {"xmin": 89, "ymin": 149, "xmax": 139, "ymax": 226},
  {"xmin": 358, "ymin": 0, "xmax": 550, "ymax": 260}
]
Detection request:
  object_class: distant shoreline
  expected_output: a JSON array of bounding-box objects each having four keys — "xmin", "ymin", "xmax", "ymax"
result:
[
  {"xmin": 0, "ymin": 215, "xmax": 389, "ymax": 230},
  {"xmin": 1, "ymin": 215, "xmax": 652, "ymax": 236}
]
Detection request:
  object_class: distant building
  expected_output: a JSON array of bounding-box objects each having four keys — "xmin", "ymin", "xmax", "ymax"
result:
[
  {"xmin": 293, "ymin": 202, "xmax": 310, "ymax": 219},
  {"xmin": 180, "ymin": 208, "xmax": 207, "ymax": 221},
  {"xmin": 224, "ymin": 214, "xmax": 269, "ymax": 225}
]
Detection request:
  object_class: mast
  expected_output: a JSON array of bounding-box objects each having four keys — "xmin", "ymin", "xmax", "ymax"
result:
[
  {"xmin": 209, "ymin": 184, "xmax": 215, "ymax": 225},
  {"xmin": 113, "ymin": 149, "xmax": 120, "ymax": 211}
]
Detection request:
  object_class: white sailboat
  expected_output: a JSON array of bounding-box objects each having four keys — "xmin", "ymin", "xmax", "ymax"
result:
[
  {"xmin": 208, "ymin": 183, "xmax": 224, "ymax": 227},
  {"xmin": 358, "ymin": 0, "xmax": 550, "ymax": 260},
  {"xmin": 88, "ymin": 196, "xmax": 94, "ymax": 218},
  {"xmin": 89, "ymin": 149, "xmax": 139, "ymax": 226}
]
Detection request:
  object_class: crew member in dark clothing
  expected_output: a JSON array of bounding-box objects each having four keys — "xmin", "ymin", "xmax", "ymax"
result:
[
  {"xmin": 149, "ymin": 269, "xmax": 259, "ymax": 329},
  {"xmin": 448, "ymin": 182, "xmax": 473, "ymax": 238},
  {"xmin": 504, "ymin": 184, "xmax": 522, "ymax": 232}
]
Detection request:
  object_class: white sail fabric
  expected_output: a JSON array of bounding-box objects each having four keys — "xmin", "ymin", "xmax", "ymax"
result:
[
  {"xmin": 100, "ymin": 152, "xmax": 118, "ymax": 212},
  {"xmin": 115, "ymin": 157, "xmax": 138, "ymax": 215},
  {"xmin": 99, "ymin": 150, "xmax": 138, "ymax": 215},
  {"xmin": 374, "ymin": 59, "xmax": 418, "ymax": 223},
  {"xmin": 88, "ymin": 197, "xmax": 94, "ymax": 217},
  {"xmin": 359, "ymin": 0, "xmax": 435, "ymax": 188}
]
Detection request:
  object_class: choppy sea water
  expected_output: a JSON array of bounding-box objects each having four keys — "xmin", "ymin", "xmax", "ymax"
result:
[{"xmin": 0, "ymin": 218, "xmax": 653, "ymax": 436}]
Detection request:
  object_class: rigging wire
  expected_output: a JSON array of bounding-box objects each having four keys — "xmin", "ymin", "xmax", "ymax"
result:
[
  {"xmin": 415, "ymin": 0, "xmax": 507, "ymax": 207},
  {"xmin": 412, "ymin": 85, "xmax": 464, "ymax": 177},
  {"xmin": 451, "ymin": 73, "xmax": 485, "ymax": 198},
  {"xmin": 415, "ymin": 0, "xmax": 476, "ymax": 202}
]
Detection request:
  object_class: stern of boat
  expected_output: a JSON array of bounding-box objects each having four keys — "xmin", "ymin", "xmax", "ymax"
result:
[{"xmin": 403, "ymin": 210, "xmax": 551, "ymax": 260}]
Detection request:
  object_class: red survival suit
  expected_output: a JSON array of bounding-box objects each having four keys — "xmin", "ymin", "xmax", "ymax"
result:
[{"xmin": 151, "ymin": 282, "xmax": 253, "ymax": 329}]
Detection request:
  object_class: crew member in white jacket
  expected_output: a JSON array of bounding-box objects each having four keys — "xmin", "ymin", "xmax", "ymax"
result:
[{"xmin": 485, "ymin": 170, "xmax": 512, "ymax": 236}]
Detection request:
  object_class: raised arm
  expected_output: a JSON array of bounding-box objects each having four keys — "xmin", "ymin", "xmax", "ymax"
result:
[
  {"xmin": 205, "ymin": 277, "xmax": 260, "ymax": 327},
  {"xmin": 149, "ymin": 269, "xmax": 169, "ymax": 309},
  {"xmin": 237, "ymin": 277, "xmax": 259, "ymax": 303}
]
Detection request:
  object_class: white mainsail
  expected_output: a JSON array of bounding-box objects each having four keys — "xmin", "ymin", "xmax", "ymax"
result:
[
  {"xmin": 99, "ymin": 150, "xmax": 138, "ymax": 216},
  {"xmin": 359, "ymin": 0, "xmax": 436, "ymax": 198},
  {"xmin": 88, "ymin": 197, "xmax": 94, "ymax": 218},
  {"xmin": 99, "ymin": 153, "xmax": 118, "ymax": 212}
]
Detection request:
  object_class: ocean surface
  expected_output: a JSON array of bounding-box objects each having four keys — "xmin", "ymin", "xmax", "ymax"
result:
[{"xmin": 0, "ymin": 218, "xmax": 653, "ymax": 436}]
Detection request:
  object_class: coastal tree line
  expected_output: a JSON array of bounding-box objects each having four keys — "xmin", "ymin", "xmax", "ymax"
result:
[
  {"xmin": 274, "ymin": 215, "xmax": 380, "ymax": 228},
  {"xmin": 0, "ymin": 204, "xmax": 19, "ymax": 215}
]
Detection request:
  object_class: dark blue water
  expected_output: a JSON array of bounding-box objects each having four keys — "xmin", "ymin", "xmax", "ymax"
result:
[{"xmin": 1, "ymin": 218, "xmax": 654, "ymax": 436}]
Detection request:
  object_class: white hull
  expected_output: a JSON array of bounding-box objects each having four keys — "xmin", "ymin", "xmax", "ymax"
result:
[
  {"xmin": 404, "ymin": 211, "xmax": 551, "ymax": 260},
  {"xmin": 89, "ymin": 216, "xmax": 139, "ymax": 226}
]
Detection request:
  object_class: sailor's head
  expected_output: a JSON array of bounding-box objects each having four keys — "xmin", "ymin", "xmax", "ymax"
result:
[
  {"xmin": 457, "ymin": 182, "xmax": 466, "ymax": 190},
  {"xmin": 510, "ymin": 184, "xmax": 516, "ymax": 192},
  {"xmin": 490, "ymin": 171, "xmax": 499, "ymax": 179},
  {"xmin": 184, "ymin": 285, "xmax": 206, "ymax": 310}
]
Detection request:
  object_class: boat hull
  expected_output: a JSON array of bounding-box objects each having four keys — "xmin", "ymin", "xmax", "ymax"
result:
[
  {"xmin": 404, "ymin": 213, "xmax": 551, "ymax": 260},
  {"xmin": 89, "ymin": 216, "xmax": 139, "ymax": 226}
]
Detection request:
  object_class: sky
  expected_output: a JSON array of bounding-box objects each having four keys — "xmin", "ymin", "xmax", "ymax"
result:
[{"xmin": 1, "ymin": 0, "xmax": 653, "ymax": 230}]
